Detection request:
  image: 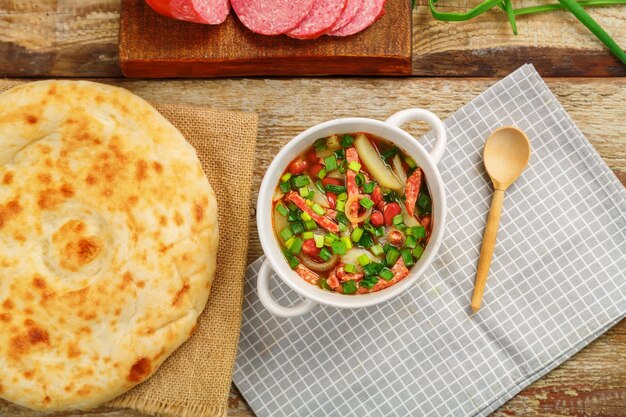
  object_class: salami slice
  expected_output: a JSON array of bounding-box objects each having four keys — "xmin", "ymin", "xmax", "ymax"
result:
[
  {"xmin": 287, "ymin": 0, "xmax": 347, "ymax": 39},
  {"xmin": 145, "ymin": 0, "xmax": 230, "ymax": 24},
  {"xmin": 231, "ymin": 0, "xmax": 315, "ymax": 35},
  {"xmin": 328, "ymin": 0, "xmax": 361, "ymax": 32},
  {"xmin": 329, "ymin": 0, "xmax": 386, "ymax": 36}
]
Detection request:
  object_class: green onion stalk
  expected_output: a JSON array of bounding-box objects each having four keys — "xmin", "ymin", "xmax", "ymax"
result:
[{"xmin": 426, "ymin": 0, "xmax": 626, "ymax": 65}]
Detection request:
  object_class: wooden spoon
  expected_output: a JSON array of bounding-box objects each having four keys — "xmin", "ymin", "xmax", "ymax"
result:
[{"xmin": 471, "ymin": 127, "xmax": 531, "ymax": 313}]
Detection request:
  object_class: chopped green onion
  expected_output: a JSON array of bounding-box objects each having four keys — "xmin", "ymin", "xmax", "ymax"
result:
[
  {"xmin": 282, "ymin": 248, "xmax": 300, "ymax": 269},
  {"xmin": 344, "ymin": 263, "xmax": 357, "ymax": 273},
  {"xmin": 371, "ymin": 244, "xmax": 384, "ymax": 256},
  {"xmin": 348, "ymin": 161, "xmax": 361, "ymax": 172},
  {"xmin": 396, "ymin": 223, "xmax": 407, "ymax": 231},
  {"xmin": 351, "ymin": 227, "xmax": 364, "ymax": 243},
  {"xmin": 302, "ymin": 231, "xmax": 314, "ymax": 240},
  {"xmin": 317, "ymin": 168, "xmax": 327, "ymax": 179},
  {"xmin": 341, "ymin": 134, "xmax": 355, "ymax": 147},
  {"xmin": 359, "ymin": 276, "xmax": 379, "ymax": 289},
  {"xmin": 299, "ymin": 187, "xmax": 309, "ymax": 198},
  {"xmin": 324, "ymin": 155, "xmax": 338, "ymax": 171},
  {"xmin": 287, "ymin": 210, "xmax": 300, "ymax": 222},
  {"xmin": 404, "ymin": 235, "xmax": 418, "ymax": 249},
  {"xmin": 336, "ymin": 212, "xmax": 350, "ymax": 225},
  {"xmin": 407, "ymin": 225, "xmax": 426, "ymax": 238},
  {"xmin": 383, "ymin": 190, "xmax": 399, "ymax": 203},
  {"xmin": 314, "ymin": 234, "xmax": 324, "ymax": 248},
  {"xmin": 360, "ymin": 197, "xmax": 375, "ymax": 209},
  {"xmin": 319, "ymin": 247, "xmax": 332, "ymax": 261},
  {"xmin": 363, "ymin": 262, "xmax": 384, "ymax": 276},
  {"xmin": 355, "ymin": 173, "xmax": 365, "ymax": 187},
  {"xmin": 315, "ymin": 180, "xmax": 326, "ymax": 194},
  {"xmin": 379, "ymin": 268, "xmax": 394, "ymax": 281},
  {"xmin": 375, "ymin": 227, "xmax": 385, "ymax": 238},
  {"xmin": 404, "ymin": 157, "xmax": 417, "ymax": 169},
  {"xmin": 314, "ymin": 137, "xmax": 327, "ymax": 149},
  {"xmin": 312, "ymin": 203, "xmax": 326, "ymax": 216},
  {"xmin": 417, "ymin": 193, "xmax": 431, "ymax": 210},
  {"xmin": 324, "ymin": 233, "xmax": 338, "ymax": 246},
  {"xmin": 285, "ymin": 236, "xmax": 295, "ymax": 249},
  {"xmin": 279, "ymin": 227, "xmax": 293, "ymax": 241},
  {"xmin": 358, "ymin": 254, "xmax": 371, "ymax": 266},
  {"xmin": 358, "ymin": 233, "xmax": 374, "ymax": 249},
  {"xmin": 287, "ymin": 202, "xmax": 298, "ymax": 211},
  {"xmin": 334, "ymin": 148, "xmax": 345, "ymax": 160},
  {"xmin": 292, "ymin": 175, "xmax": 310, "ymax": 188},
  {"xmin": 337, "ymin": 192, "xmax": 348, "ymax": 201},
  {"xmin": 275, "ymin": 204, "xmax": 289, "ymax": 216},
  {"xmin": 401, "ymin": 248, "xmax": 414, "ymax": 267},
  {"xmin": 279, "ymin": 181, "xmax": 290, "ymax": 193},
  {"xmin": 338, "ymin": 160, "xmax": 348, "ymax": 174},
  {"xmin": 385, "ymin": 248, "xmax": 400, "ymax": 266},
  {"xmin": 341, "ymin": 236, "xmax": 353, "ymax": 250},
  {"xmin": 331, "ymin": 240, "xmax": 347, "ymax": 255},
  {"xmin": 338, "ymin": 222, "xmax": 347, "ymax": 232},
  {"xmin": 412, "ymin": 245, "xmax": 424, "ymax": 259},
  {"xmin": 336, "ymin": 200, "xmax": 346, "ymax": 212},
  {"xmin": 383, "ymin": 243, "xmax": 395, "ymax": 254},
  {"xmin": 290, "ymin": 222, "xmax": 305, "ymax": 235},
  {"xmin": 300, "ymin": 211, "xmax": 312, "ymax": 222},
  {"xmin": 289, "ymin": 237, "xmax": 304, "ymax": 255},
  {"xmin": 325, "ymin": 184, "xmax": 346, "ymax": 194},
  {"xmin": 317, "ymin": 277, "xmax": 331, "ymax": 291},
  {"xmin": 380, "ymin": 147, "xmax": 399, "ymax": 160},
  {"xmin": 281, "ymin": 172, "xmax": 292, "ymax": 182},
  {"xmin": 342, "ymin": 280, "xmax": 357, "ymax": 294},
  {"xmin": 362, "ymin": 182, "xmax": 377, "ymax": 194},
  {"xmin": 304, "ymin": 220, "xmax": 317, "ymax": 230},
  {"xmin": 392, "ymin": 214, "xmax": 404, "ymax": 226}
]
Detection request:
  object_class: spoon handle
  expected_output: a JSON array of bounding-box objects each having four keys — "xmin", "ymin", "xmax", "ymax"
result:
[{"xmin": 471, "ymin": 189, "xmax": 505, "ymax": 313}]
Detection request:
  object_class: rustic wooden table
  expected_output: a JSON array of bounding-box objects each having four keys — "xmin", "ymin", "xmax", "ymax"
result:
[{"xmin": 1, "ymin": 1, "xmax": 625, "ymax": 417}]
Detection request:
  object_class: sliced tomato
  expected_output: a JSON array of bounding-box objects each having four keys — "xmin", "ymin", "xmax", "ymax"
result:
[
  {"xmin": 326, "ymin": 192, "xmax": 337, "ymax": 208},
  {"xmin": 288, "ymin": 157, "xmax": 309, "ymax": 175},
  {"xmin": 308, "ymin": 163, "xmax": 324, "ymax": 178},
  {"xmin": 322, "ymin": 177, "xmax": 342, "ymax": 187},
  {"xmin": 302, "ymin": 239, "xmax": 321, "ymax": 257}
]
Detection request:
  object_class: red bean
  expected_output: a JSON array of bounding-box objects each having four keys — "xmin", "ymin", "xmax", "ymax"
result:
[
  {"xmin": 302, "ymin": 239, "xmax": 320, "ymax": 257},
  {"xmin": 383, "ymin": 202, "xmax": 402, "ymax": 226},
  {"xmin": 308, "ymin": 163, "xmax": 324, "ymax": 178},
  {"xmin": 370, "ymin": 211, "xmax": 384, "ymax": 227},
  {"xmin": 288, "ymin": 157, "xmax": 308, "ymax": 175},
  {"xmin": 371, "ymin": 186, "xmax": 383, "ymax": 204}
]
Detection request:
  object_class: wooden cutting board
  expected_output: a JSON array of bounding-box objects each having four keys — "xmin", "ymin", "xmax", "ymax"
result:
[{"xmin": 119, "ymin": 0, "xmax": 412, "ymax": 77}]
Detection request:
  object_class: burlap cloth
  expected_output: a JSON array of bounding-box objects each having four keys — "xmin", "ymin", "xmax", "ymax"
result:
[{"xmin": 0, "ymin": 80, "xmax": 258, "ymax": 417}]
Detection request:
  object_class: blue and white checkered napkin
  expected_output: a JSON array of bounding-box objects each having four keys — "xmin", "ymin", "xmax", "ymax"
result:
[{"xmin": 233, "ymin": 65, "xmax": 626, "ymax": 417}]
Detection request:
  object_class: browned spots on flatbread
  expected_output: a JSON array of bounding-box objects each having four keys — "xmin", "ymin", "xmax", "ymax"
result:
[
  {"xmin": 76, "ymin": 385, "xmax": 91, "ymax": 396},
  {"xmin": 153, "ymin": 161, "xmax": 163, "ymax": 173},
  {"xmin": 102, "ymin": 188, "xmax": 113, "ymax": 197},
  {"xmin": 23, "ymin": 370, "xmax": 34, "ymax": 379},
  {"xmin": 159, "ymin": 215, "xmax": 167, "ymax": 226},
  {"xmin": 136, "ymin": 159, "xmax": 148, "ymax": 181},
  {"xmin": 173, "ymin": 211, "xmax": 184, "ymax": 226},
  {"xmin": 194, "ymin": 201, "xmax": 205, "ymax": 223},
  {"xmin": 60, "ymin": 183, "xmax": 74, "ymax": 197},
  {"xmin": 10, "ymin": 324, "xmax": 49, "ymax": 359},
  {"xmin": 0, "ymin": 313, "xmax": 11, "ymax": 322},
  {"xmin": 47, "ymin": 85, "xmax": 57, "ymax": 95},
  {"xmin": 127, "ymin": 358, "xmax": 151, "ymax": 382},
  {"xmin": 85, "ymin": 174, "xmax": 97, "ymax": 185},
  {"xmin": 172, "ymin": 283, "xmax": 190, "ymax": 306},
  {"xmin": 25, "ymin": 115, "xmax": 38, "ymax": 124},
  {"xmin": 52, "ymin": 221, "xmax": 102, "ymax": 272},
  {"xmin": 24, "ymin": 308, "xmax": 33, "ymax": 315},
  {"xmin": 38, "ymin": 173, "xmax": 52, "ymax": 184},
  {"xmin": 67, "ymin": 343, "xmax": 81, "ymax": 358},
  {"xmin": 0, "ymin": 382, "xmax": 3, "ymax": 393},
  {"xmin": 64, "ymin": 287, "xmax": 89, "ymax": 306},
  {"xmin": 13, "ymin": 232, "xmax": 25, "ymax": 242},
  {"xmin": 2, "ymin": 299, "xmax": 14, "ymax": 310},
  {"xmin": 153, "ymin": 347, "xmax": 166, "ymax": 361},
  {"xmin": 0, "ymin": 198, "xmax": 22, "ymax": 228},
  {"xmin": 128, "ymin": 195, "xmax": 139, "ymax": 205},
  {"xmin": 137, "ymin": 281, "xmax": 145, "ymax": 288},
  {"xmin": 44, "ymin": 396, "xmax": 51, "ymax": 404},
  {"xmin": 32, "ymin": 276, "xmax": 46, "ymax": 289},
  {"xmin": 38, "ymin": 188, "xmax": 62, "ymax": 210},
  {"xmin": 2, "ymin": 172, "xmax": 13, "ymax": 184},
  {"xmin": 39, "ymin": 144, "xmax": 52, "ymax": 154}
]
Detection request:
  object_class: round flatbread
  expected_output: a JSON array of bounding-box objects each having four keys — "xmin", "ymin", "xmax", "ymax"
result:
[{"xmin": 0, "ymin": 81, "xmax": 219, "ymax": 411}]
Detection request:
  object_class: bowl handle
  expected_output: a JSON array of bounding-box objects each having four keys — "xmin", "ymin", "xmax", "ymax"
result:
[
  {"xmin": 257, "ymin": 260, "xmax": 317, "ymax": 317},
  {"xmin": 385, "ymin": 109, "xmax": 447, "ymax": 165}
]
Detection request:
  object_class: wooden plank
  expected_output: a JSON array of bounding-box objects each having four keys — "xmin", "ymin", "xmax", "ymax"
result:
[
  {"xmin": 412, "ymin": 0, "xmax": 626, "ymax": 77},
  {"xmin": 118, "ymin": 0, "xmax": 411, "ymax": 77},
  {"xmin": 0, "ymin": 77, "xmax": 623, "ymax": 416},
  {"xmin": 2, "ymin": 1, "xmax": 626, "ymax": 77}
]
